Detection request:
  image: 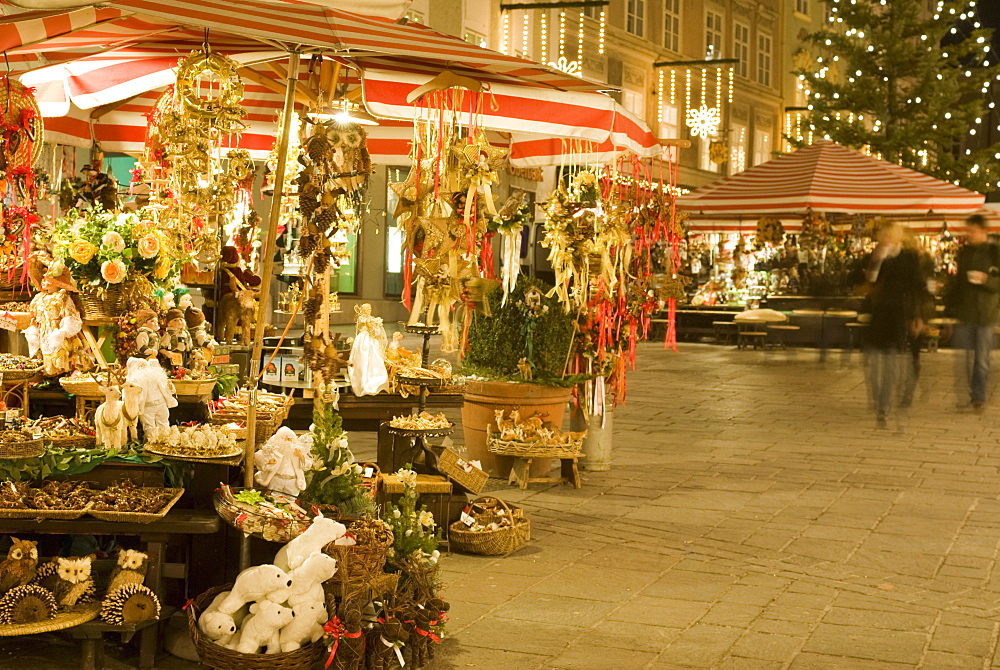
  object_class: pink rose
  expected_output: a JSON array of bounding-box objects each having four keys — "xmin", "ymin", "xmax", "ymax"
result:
[{"xmin": 101, "ymin": 259, "xmax": 127, "ymax": 284}]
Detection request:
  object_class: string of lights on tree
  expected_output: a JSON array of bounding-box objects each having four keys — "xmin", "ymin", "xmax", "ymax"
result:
[
  {"xmin": 499, "ymin": 1, "xmax": 606, "ymax": 77},
  {"xmin": 794, "ymin": 0, "xmax": 1000, "ymax": 193}
]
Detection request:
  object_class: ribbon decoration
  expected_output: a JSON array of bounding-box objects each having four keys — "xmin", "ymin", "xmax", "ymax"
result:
[
  {"xmin": 381, "ymin": 635, "xmax": 406, "ymax": 667},
  {"xmin": 323, "ymin": 616, "xmax": 363, "ymax": 669},
  {"xmin": 415, "ymin": 626, "xmax": 442, "ymax": 643}
]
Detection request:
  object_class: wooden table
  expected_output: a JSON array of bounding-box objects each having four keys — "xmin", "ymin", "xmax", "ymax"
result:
[{"xmin": 0, "ymin": 510, "xmax": 220, "ymax": 669}]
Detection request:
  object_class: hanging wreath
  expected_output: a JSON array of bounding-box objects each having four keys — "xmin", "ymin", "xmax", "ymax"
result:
[
  {"xmin": 754, "ymin": 216, "xmax": 785, "ymax": 247},
  {"xmin": 174, "ymin": 51, "xmax": 246, "ymax": 131}
]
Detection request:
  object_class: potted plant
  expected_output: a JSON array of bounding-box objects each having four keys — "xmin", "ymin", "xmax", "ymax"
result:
[
  {"xmin": 50, "ymin": 207, "xmax": 176, "ymax": 318},
  {"xmin": 460, "ymin": 275, "xmax": 578, "ymax": 476}
]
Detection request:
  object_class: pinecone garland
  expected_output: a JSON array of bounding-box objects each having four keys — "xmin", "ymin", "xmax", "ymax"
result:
[
  {"xmin": 0, "ymin": 585, "xmax": 56, "ymax": 624},
  {"xmin": 299, "ymin": 194, "xmax": 319, "ymax": 217},
  {"xmin": 314, "ymin": 206, "xmax": 336, "ymax": 230},
  {"xmin": 298, "ymin": 233, "xmax": 317, "ymax": 257},
  {"xmin": 306, "ymin": 135, "xmax": 332, "ymax": 162},
  {"xmin": 314, "ymin": 249, "xmax": 331, "ymax": 274},
  {"xmin": 100, "ymin": 584, "xmax": 160, "ymax": 626}
]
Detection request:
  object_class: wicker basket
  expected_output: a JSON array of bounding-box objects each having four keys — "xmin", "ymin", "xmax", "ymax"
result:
[
  {"xmin": 213, "ymin": 488, "xmax": 311, "ymax": 544},
  {"xmin": 79, "ymin": 285, "xmax": 126, "ymax": 320},
  {"xmin": 487, "ymin": 427, "xmax": 584, "ymax": 458},
  {"xmin": 449, "ymin": 496, "xmax": 530, "ymax": 556},
  {"xmin": 186, "ymin": 584, "xmax": 325, "ymax": 670},
  {"xmin": 58, "ymin": 377, "xmax": 104, "ymax": 398},
  {"xmin": 0, "ymin": 436, "xmax": 45, "ymax": 459},
  {"xmin": 432, "ymin": 447, "xmax": 488, "ymax": 494},
  {"xmin": 210, "ymin": 410, "xmax": 291, "ymax": 444},
  {"xmin": 322, "ymin": 519, "xmax": 393, "ymax": 583},
  {"xmin": 171, "ymin": 377, "xmax": 217, "ymax": 397},
  {"xmin": 0, "ymin": 504, "xmax": 92, "ymax": 520},
  {"xmin": 46, "ymin": 435, "xmax": 97, "ymax": 450},
  {"xmin": 359, "ymin": 462, "xmax": 381, "ymax": 500},
  {"xmin": 88, "ymin": 487, "xmax": 184, "ymax": 524}
]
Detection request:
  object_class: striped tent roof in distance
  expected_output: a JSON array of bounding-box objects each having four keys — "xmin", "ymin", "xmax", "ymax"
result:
[{"xmin": 677, "ymin": 140, "xmax": 985, "ymax": 216}]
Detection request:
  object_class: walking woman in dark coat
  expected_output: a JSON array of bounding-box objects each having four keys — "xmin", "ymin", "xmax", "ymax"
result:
[{"xmin": 863, "ymin": 223, "xmax": 928, "ymax": 428}]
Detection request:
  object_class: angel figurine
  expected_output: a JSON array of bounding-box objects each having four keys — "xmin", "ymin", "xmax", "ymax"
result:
[
  {"xmin": 254, "ymin": 426, "xmax": 315, "ymax": 497},
  {"xmin": 348, "ymin": 303, "xmax": 388, "ymax": 396}
]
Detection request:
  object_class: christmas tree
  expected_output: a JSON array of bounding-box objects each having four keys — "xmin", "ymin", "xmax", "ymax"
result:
[
  {"xmin": 299, "ymin": 404, "xmax": 374, "ymax": 517},
  {"xmin": 794, "ymin": 0, "xmax": 1000, "ymax": 193}
]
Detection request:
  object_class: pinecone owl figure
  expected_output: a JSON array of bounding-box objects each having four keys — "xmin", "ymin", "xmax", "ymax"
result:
[{"xmin": 0, "ymin": 538, "xmax": 38, "ymax": 596}]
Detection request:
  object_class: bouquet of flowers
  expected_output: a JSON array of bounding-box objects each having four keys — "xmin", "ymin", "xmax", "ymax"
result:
[{"xmin": 51, "ymin": 207, "xmax": 177, "ymax": 298}]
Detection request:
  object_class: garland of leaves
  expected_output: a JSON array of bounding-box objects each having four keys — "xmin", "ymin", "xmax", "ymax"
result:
[{"xmin": 0, "ymin": 444, "xmax": 188, "ymax": 486}]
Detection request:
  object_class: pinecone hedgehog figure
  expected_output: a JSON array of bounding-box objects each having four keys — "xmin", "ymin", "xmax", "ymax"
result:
[
  {"xmin": 0, "ymin": 584, "xmax": 57, "ymax": 624},
  {"xmin": 100, "ymin": 584, "xmax": 160, "ymax": 626}
]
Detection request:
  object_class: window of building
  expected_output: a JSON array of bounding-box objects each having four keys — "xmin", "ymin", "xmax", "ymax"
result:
[
  {"xmin": 464, "ymin": 31, "xmax": 487, "ymax": 48},
  {"xmin": 757, "ymin": 33, "xmax": 772, "ymax": 87},
  {"xmin": 753, "ymin": 129, "xmax": 772, "ymax": 165},
  {"xmin": 622, "ymin": 88, "xmax": 645, "ymax": 120},
  {"xmin": 663, "ymin": 0, "xmax": 680, "ymax": 52},
  {"xmin": 733, "ymin": 22, "xmax": 749, "ymax": 78},
  {"xmin": 659, "ymin": 104, "xmax": 680, "ymax": 141},
  {"xmin": 404, "ymin": 9, "xmax": 424, "ymax": 24},
  {"xmin": 705, "ymin": 10, "xmax": 723, "ymax": 59},
  {"xmin": 699, "ymin": 137, "xmax": 720, "ymax": 173},
  {"xmin": 385, "ymin": 166, "xmax": 409, "ymax": 297},
  {"xmin": 333, "ymin": 234, "xmax": 358, "ymax": 294},
  {"xmin": 730, "ymin": 124, "xmax": 748, "ymax": 173},
  {"xmin": 795, "ymin": 0, "xmax": 809, "ymax": 15},
  {"xmin": 626, "ymin": 0, "xmax": 645, "ymax": 37}
]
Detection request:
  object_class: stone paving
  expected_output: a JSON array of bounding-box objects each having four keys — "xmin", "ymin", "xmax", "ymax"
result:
[
  {"xmin": 434, "ymin": 343, "xmax": 1000, "ymax": 669},
  {"xmin": 5, "ymin": 342, "xmax": 1000, "ymax": 669}
]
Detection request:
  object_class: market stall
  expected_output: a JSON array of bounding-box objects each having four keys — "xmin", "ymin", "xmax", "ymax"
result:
[
  {"xmin": 0, "ymin": 0, "xmax": 674, "ymax": 666},
  {"xmin": 674, "ymin": 140, "xmax": 985, "ymax": 343}
]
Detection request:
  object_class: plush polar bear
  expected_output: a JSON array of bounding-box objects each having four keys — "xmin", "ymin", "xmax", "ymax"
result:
[
  {"xmin": 278, "ymin": 602, "xmax": 327, "ymax": 652},
  {"xmin": 198, "ymin": 590, "xmax": 251, "ymax": 646},
  {"xmin": 287, "ymin": 553, "xmax": 338, "ymax": 609},
  {"xmin": 216, "ymin": 564, "xmax": 292, "ymax": 615},
  {"xmin": 231, "ymin": 600, "xmax": 295, "ymax": 654},
  {"xmin": 273, "ymin": 515, "xmax": 349, "ymax": 572}
]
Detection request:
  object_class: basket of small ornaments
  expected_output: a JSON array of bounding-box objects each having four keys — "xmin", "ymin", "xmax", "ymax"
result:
[
  {"xmin": 143, "ymin": 424, "xmax": 242, "ymax": 461},
  {"xmin": 188, "ymin": 515, "xmax": 349, "ymax": 670}
]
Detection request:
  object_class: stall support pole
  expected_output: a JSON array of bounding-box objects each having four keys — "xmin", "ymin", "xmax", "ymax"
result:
[{"xmin": 241, "ymin": 50, "xmax": 301, "ymax": 570}]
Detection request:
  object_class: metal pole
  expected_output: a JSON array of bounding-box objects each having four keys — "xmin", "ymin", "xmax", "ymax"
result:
[{"xmin": 244, "ymin": 50, "xmax": 301, "ymax": 489}]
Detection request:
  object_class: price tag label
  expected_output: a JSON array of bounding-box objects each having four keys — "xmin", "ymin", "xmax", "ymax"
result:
[
  {"xmin": 460, "ymin": 511, "xmax": 475, "ymax": 527},
  {"xmin": 363, "ymin": 466, "xmax": 374, "ymax": 478},
  {"xmin": 0, "ymin": 314, "xmax": 18, "ymax": 332}
]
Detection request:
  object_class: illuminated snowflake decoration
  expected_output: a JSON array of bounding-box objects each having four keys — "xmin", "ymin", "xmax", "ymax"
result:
[
  {"xmin": 548, "ymin": 56, "xmax": 582, "ymax": 77},
  {"xmin": 685, "ymin": 105, "xmax": 721, "ymax": 139}
]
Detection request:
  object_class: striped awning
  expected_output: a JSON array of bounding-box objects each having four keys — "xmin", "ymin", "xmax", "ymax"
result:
[
  {"xmin": 19, "ymin": 50, "xmax": 659, "ymax": 165},
  {"xmin": 0, "ymin": 0, "xmax": 602, "ymax": 91},
  {"xmin": 2, "ymin": 1, "xmax": 661, "ymax": 165},
  {"xmin": 677, "ymin": 140, "xmax": 985, "ymax": 216}
]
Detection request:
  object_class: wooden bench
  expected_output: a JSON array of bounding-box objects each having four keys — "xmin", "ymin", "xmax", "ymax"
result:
[
  {"xmin": 0, "ymin": 509, "xmax": 220, "ymax": 670},
  {"xmin": 508, "ymin": 452, "xmax": 583, "ymax": 490}
]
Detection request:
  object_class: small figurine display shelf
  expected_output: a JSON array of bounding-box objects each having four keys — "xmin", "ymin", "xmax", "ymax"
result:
[{"xmin": 380, "ymin": 323, "xmax": 453, "ymax": 472}]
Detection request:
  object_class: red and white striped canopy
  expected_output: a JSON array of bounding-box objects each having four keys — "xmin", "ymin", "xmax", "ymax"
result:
[
  {"xmin": 0, "ymin": 0, "xmax": 600, "ymax": 91},
  {"xmin": 1, "ymin": 1, "xmax": 661, "ymax": 165},
  {"xmin": 677, "ymin": 140, "xmax": 985, "ymax": 217}
]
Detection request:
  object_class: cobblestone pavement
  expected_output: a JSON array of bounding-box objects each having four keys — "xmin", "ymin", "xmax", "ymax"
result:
[
  {"xmin": 4, "ymin": 343, "xmax": 999, "ymax": 669},
  {"xmin": 435, "ymin": 343, "xmax": 1000, "ymax": 670}
]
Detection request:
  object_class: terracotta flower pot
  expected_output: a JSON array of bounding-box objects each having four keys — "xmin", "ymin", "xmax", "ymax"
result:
[{"xmin": 461, "ymin": 380, "xmax": 572, "ymax": 478}]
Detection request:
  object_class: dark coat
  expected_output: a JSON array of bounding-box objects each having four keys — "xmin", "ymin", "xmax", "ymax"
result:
[
  {"xmin": 948, "ymin": 242, "xmax": 1000, "ymax": 326},
  {"xmin": 864, "ymin": 248, "xmax": 927, "ymax": 350}
]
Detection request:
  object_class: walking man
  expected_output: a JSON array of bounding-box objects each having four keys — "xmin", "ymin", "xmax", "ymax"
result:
[{"xmin": 949, "ymin": 214, "xmax": 1000, "ymax": 411}]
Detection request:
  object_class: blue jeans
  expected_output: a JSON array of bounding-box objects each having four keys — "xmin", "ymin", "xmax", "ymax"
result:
[{"xmin": 955, "ymin": 323, "xmax": 994, "ymax": 405}]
